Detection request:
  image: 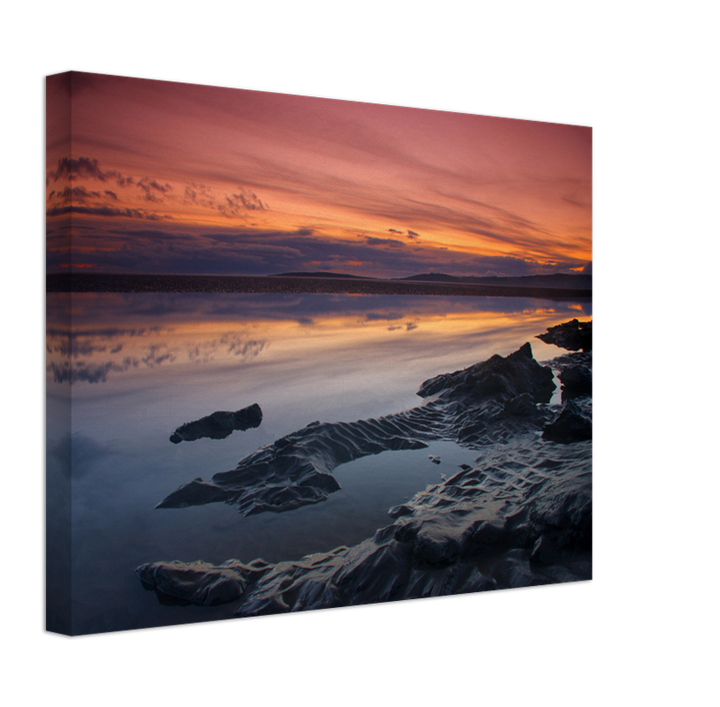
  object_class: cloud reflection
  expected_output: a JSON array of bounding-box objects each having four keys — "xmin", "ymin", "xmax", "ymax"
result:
[
  {"xmin": 46, "ymin": 292, "xmax": 591, "ymax": 387},
  {"xmin": 46, "ymin": 301, "xmax": 271, "ymax": 385}
]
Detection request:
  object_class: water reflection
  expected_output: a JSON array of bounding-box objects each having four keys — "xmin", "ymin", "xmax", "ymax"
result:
[
  {"xmin": 46, "ymin": 292, "xmax": 591, "ymax": 634},
  {"xmin": 47, "ymin": 292, "xmax": 590, "ymax": 390}
]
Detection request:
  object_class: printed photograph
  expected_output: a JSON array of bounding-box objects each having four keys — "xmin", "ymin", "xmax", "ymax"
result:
[{"xmin": 46, "ymin": 72, "xmax": 592, "ymax": 635}]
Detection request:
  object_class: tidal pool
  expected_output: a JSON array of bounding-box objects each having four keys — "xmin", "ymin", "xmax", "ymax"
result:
[{"xmin": 46, "ymin": 292, "xmax": 590, "ymax": 634}]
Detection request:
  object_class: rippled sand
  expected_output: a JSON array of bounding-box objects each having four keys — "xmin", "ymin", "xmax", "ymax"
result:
[{"xmin": 138, "ymin": 322, "xmax": 592, "ymax": 616}]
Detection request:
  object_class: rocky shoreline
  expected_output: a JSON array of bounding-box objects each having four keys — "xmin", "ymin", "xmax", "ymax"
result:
[{"xmin": 138, "ymin": 320, "xmax": 592, "ymax": 616}]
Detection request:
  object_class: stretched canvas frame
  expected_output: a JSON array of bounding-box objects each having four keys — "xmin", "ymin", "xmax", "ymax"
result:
[{"xmin": 46, "ymin": 69, "xmax": 592, "ymax": 634}]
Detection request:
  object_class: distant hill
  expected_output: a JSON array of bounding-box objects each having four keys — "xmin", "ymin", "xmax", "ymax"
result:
[
  {"xmin": 398, "ymin": 272, "xmax": 592, "ymax": 290},
  {"xmin": 271, "ymin": 271, "xmax": 374, "ymax": 280},
  {"xmin": 271, "ymin": 270, "xmax": 591, "ymax": 289}
]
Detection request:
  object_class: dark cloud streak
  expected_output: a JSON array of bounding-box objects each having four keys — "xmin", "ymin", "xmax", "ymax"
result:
[
  {"xmin": 365, "ymin": 236, "xmax": 405, "ymax": 249},
  {"xmin": 46, "ymin": 205, "xmax": 171, "ymax": 221},
  {"xmin": 51, "ymin": 220, "xmax": 579, "ymax": 277},
  {"xmin": 47, "ymin": 157, "xmax": 267, "ymax": 224},
  {"xmin": 47, "ymin": 157, "xmax": 132, "ymax": 186}
]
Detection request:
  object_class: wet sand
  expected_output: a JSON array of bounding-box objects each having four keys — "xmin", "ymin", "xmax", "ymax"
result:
[{"xmin": 137, "ymin": 321, "xmax": 592, "ymax": 618}]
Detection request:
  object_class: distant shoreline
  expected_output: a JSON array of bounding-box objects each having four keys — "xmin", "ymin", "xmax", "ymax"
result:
[{"xmin": 46, "ymin": 273, "xmax": 592, "ymax": 300}]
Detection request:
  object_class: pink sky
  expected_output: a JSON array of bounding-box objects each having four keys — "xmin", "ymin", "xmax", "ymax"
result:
[{"xmin": 46, "ymin": 72, "xmax": 591, "ymax": 277}]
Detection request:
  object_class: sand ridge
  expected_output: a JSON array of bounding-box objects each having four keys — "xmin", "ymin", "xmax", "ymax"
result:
[{"xmin": 138, "ymin": 320, "xmax": 592, "ymax": 614}]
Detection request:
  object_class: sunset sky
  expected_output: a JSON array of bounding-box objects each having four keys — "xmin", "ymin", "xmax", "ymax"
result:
[{"xmin": 46, "ymin": 72, "xmax": 591, "ymax": 278}]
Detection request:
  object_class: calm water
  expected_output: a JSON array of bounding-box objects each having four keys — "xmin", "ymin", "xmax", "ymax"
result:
[{"xmin": 46, "ymin": 292, "xmax": 591, "ymax": 634}]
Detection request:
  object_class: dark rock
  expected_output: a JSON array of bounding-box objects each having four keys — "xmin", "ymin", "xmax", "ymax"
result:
[
  {"xmin": 136, "ymin": 559, "xmax": 261, "ymax": 606},
  {"xmin": 418, "ymin": 343, "xmax": 555, "ymax": 402},
  {"xmin": 469, "ymin": 517, "xmax": 507, "ymax": 548},
  {"xmin": 139, "ymin": 333, "xmax": 591, "ymax": 615},
  {"xmin": 388, "ymin": 503, "xmax": 413, "ymax": 518},
  {"xmin": 542, "ymin": 400, "xmax": 592, "ymax": 443},
  {"xmin": 456, "ymin": 416, "xmax": 488, "ymax": 444},
  {"xmin": 528, "ymin": 460, "xmax": 592, "ymax": 552},
  {"xmin": 157, "ymin": 344, "xmax": 558, "ymax": 516},
  {"xmin": 560, "ymin": 365, "xmax": 592, "ymax": 401},
  {"xmin": 529, "ymin": 535, "xmax": 558, "ymax": 565},
  {"xmin": 501, "ymin": 392, "xmax": 538, "ymax": 417},
  {"xmin": 537, "ymin": 319, "xmax": 592, "ymax": 352},
  {"xmin": 416, "ymin": 372, "xmax": 453, "ymax": 397},
  {"xmin": 393, "ymin": 518, "xmax": 423, "ymax": 543},
  {"xmin": 458, "ymin": 568, "xmax": 497, "ymax": 593},
  {"xmin": 492, "ymin": 554, "xmax": 550, "ymax": 588},
  {"xmin": 155, "ymin": 478, "xmax": 234, "ymax": 509},
  {"xmin": 139, "ymin": 430, "xmax": 591, "ymax": 612},
  {"xmin": 169, "ymin": 403, "xmax": 262, "ymax": 443},
  {"xmin": 405, "ymin": 566, "xmax": 462, "ymax": 597},
  {"xmin": 418, "ymin": 342, "xmax": 555, "ymax": 405},
  {"xmin": 413, "ymin": 527, "xmax": 462, "ymax": 567}
]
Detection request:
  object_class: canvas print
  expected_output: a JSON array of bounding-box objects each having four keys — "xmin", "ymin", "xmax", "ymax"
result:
[{"xmin": 46, "ymin": 72, "xmax": 592, "ymax": 635}]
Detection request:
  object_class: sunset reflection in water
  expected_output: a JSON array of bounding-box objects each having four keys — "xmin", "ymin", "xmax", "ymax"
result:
[
  {"xmin": 48, "ymin": 292, "xmax": 589, "ymax": 392},
  {"xmin": 46, "ymin": 292, "xmax": 591, "ymax": 633}
]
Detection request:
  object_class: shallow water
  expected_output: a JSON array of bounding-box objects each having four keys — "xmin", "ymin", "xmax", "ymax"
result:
[{"xmin": 46, "ymin": 292, "xmax": 590, "ymax": 634}]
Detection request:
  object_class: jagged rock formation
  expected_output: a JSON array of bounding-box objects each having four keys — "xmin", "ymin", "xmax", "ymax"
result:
[
  {"xmin": 537, "ymin": 318, "xmax": 592, "ymax": 352},
  {"xmin": 542, "ymin": 399, "xmax": 592, "ymax": 443},
  {"xmin": 138, "ymin": 435, "xmax": 591, "ymax": 613},
  {"xmin": 169, "ymin": 403, "xmax": 262, "ymax": 444},
  {"xmin": 139, "ymin": 321, "xmax": 593, "ymax": 615},
  {"xmin": 417, "ymin": 342, "xmax": 555, "ymax": 402},
  {"xmin": 156, "ymin": 343, "xmax": 556, "ymax": 515}
]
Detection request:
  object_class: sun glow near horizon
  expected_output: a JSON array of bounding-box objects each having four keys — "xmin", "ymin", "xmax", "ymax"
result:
[{"xmin": 46, "ymin": 72, "xmax": 592, "ymax": 278}]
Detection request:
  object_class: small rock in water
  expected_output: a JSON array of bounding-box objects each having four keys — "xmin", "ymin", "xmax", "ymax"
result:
[
  {"xmin": 537, "ymin": 318, "xmax": 592, "ymax": 352},
  {"xmin": 169, "ymin": 403, "xmax": 262, "ymax": 443},
  {"xmin": 429, "ymin": 455, "xmax": 441, "ymax": 465}
]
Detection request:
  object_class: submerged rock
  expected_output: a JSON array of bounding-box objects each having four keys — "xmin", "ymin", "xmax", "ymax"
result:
[{"xmin": 169, "ymin": 403, "xmax": 262, "ymax": 444}]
